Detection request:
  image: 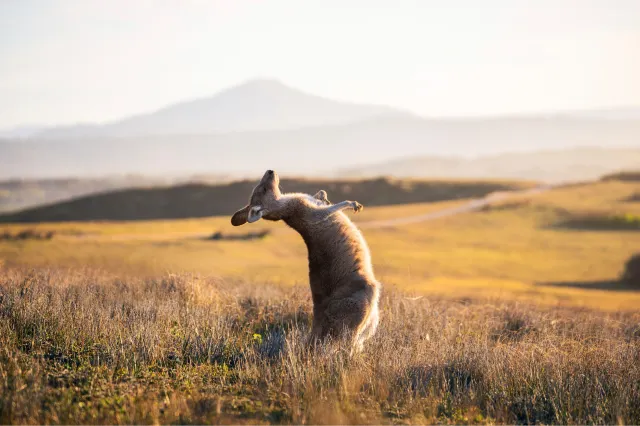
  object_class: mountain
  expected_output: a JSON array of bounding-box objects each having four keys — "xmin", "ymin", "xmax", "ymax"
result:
[
  {"xmin": 1, "ymin": 79, "xmax": 640, "ymax": 181},
  {"xmin": 337, "ymin": 147, "xmax": 640, "ymax": 182},
  {"xmin": 32, "ymin": 79, "xmax": 411, "ymax": 139}
]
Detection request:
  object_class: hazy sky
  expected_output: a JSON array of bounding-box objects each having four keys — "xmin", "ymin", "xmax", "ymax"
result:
[{"xmin": 1, "ymin": 0, "xmax": 639, "ymax": 128}]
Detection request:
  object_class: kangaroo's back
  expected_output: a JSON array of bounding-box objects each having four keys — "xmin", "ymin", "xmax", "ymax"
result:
[{"xmin": 286, "ymin": 210, "xmax": 374, "ymax": 291}]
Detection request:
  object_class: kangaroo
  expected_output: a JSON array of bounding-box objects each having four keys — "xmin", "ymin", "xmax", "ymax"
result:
[{"xmin": 231, "ymin": 170, "xmax": 380, "ymax": 352}]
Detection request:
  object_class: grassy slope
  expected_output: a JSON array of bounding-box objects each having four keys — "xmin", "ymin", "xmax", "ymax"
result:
[
  {"xmin": 0, "ymin": 177, "xmax": 529, "ymax": 222},
  {"xmin": 1, "ymin": 179, "xmax": 639, "ymax": 311}
]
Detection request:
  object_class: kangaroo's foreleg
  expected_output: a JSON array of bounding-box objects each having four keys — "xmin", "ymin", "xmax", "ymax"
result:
[
  {"xmin": 318, "ymin": 200, "xmax": 363, "ymax": 216},
  {"xmin": 313, "ymin": 190, "xmax": 331, "ymax": 205}
]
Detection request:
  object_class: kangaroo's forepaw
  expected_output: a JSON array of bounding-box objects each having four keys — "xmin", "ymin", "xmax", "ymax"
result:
[
  {"xmin": 314, "ymin": 190, "xmax": 331, "ymax": 205},
  {"xmin": 352, "ymin": 201, "xmax": 364, "ymax": 213}
]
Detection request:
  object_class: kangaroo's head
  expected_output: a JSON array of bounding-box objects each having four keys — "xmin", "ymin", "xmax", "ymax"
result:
[{"xmin": 231, "ymin": 170, "xmax": 283, "ymax": 226}]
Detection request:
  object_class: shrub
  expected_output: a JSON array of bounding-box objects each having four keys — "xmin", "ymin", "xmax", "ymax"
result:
[
  {"xmin": 621, "ymin": 253, "xmax": 640, "ymax": 286},
  {"xmin": 557, "ymin": 212, "xmax": 640, "ymax": 231},
  {"xmin": 0, "ymin": 229, "xmax": 56, "ymax": 241},
  {"xmin": 206, "ymin": 230, "xmax": 270, "ymax": 241},
  {"xmin": 625, "ymin": 192, "xmax": 640, "ymax": 202}
]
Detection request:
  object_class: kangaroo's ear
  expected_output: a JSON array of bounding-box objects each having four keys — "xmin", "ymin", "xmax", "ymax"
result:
[{"xmin": 231, "ymin": 205, "xmax": 250, "ymax": 226}]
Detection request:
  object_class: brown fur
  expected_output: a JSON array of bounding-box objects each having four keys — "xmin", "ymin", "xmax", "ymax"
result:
[{"xmin": 231, "ymin": 170, "xmax": 381, "ymax": 352}]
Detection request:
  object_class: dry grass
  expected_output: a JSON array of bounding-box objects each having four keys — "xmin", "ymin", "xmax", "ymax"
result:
[{"xmin": 1, "ymin": 266, "xmax": 639, "ymax": 424}]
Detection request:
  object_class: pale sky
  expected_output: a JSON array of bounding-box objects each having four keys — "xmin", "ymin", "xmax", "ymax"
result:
[{"xmin": 1, "ymin": 0, "xmax": 639, "ymax": 128}]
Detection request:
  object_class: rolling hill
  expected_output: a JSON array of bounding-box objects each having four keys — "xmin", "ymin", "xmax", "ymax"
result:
[
  {"xmin": 0, "ymin": 177, "xmax": 529, "ymax": 222},
  {"xmin": 337, "ymin": 147, "xmax": 640, "ymax": 182},
  {"xmin": 0, "ymin": 174, "xmax": 235, "ymax": 213},
  {"xmin": 2, "ymin": 116, "xmax": 640, "ymax": 180}
]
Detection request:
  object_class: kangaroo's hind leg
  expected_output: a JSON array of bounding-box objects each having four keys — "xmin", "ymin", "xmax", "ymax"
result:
[
  {"xmin": 322, "ymin": 297, "xmax": 369, "ymax": 353},
  {"xmin": 354, "ymin": 303, "xmax": 379, "ymax": 353}
]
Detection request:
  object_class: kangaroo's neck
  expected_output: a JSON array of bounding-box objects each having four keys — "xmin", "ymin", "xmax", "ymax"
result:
[{"xmin": 283, "ymin": 214, "xmax": 344, "ymax": 248}]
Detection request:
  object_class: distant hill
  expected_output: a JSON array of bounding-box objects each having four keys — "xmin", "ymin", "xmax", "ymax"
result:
[
  {"xmin": 600, "ymin": 170, "xmax": 640, "ymax": 182},
  {"xmin": 32, "ymin": 79, "xmax": 411, "ymax": 139},
  {"xmin": 0, "ymin": 174, "xmax": 234, "ymax": 213},
  {"xmin": 0, "ymin": 125, "xmax": 47, "ymax": 139},
  {"xmin": 565, "ymin": 107, "xmax": 640, "ymax": 120},
  {"xmin": 0, "ymin": 177, "xmax": 530, "ymax": 223},
  {"xmin": 2, "ymin": 116, "xmax": 640, "ymax": 180},
  {"xmin": 337, "ymin": 148, "xmax": 640, "ymax": 182}
]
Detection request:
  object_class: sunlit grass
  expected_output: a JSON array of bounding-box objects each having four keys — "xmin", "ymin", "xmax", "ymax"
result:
[{"xmin": 0, "ymin": 180, "xmax": 639, "ymax": 310}]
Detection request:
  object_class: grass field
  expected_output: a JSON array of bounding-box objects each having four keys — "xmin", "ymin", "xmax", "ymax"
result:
[
  {"xmin": 1, "ymin": 179, "xmax": 638, "ymax": 310},
  {"xmin": 1, "ymin": 268, "xmax": 639, "ymax": 424},
  {"xmin": 1, "ymin": 178, "xmax": 639, "ymax": 423}
]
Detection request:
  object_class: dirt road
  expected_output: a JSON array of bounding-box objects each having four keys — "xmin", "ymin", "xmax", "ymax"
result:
[{"xmin": 357, "ymin": 184, "xmax": 554, "ymax": 228}]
